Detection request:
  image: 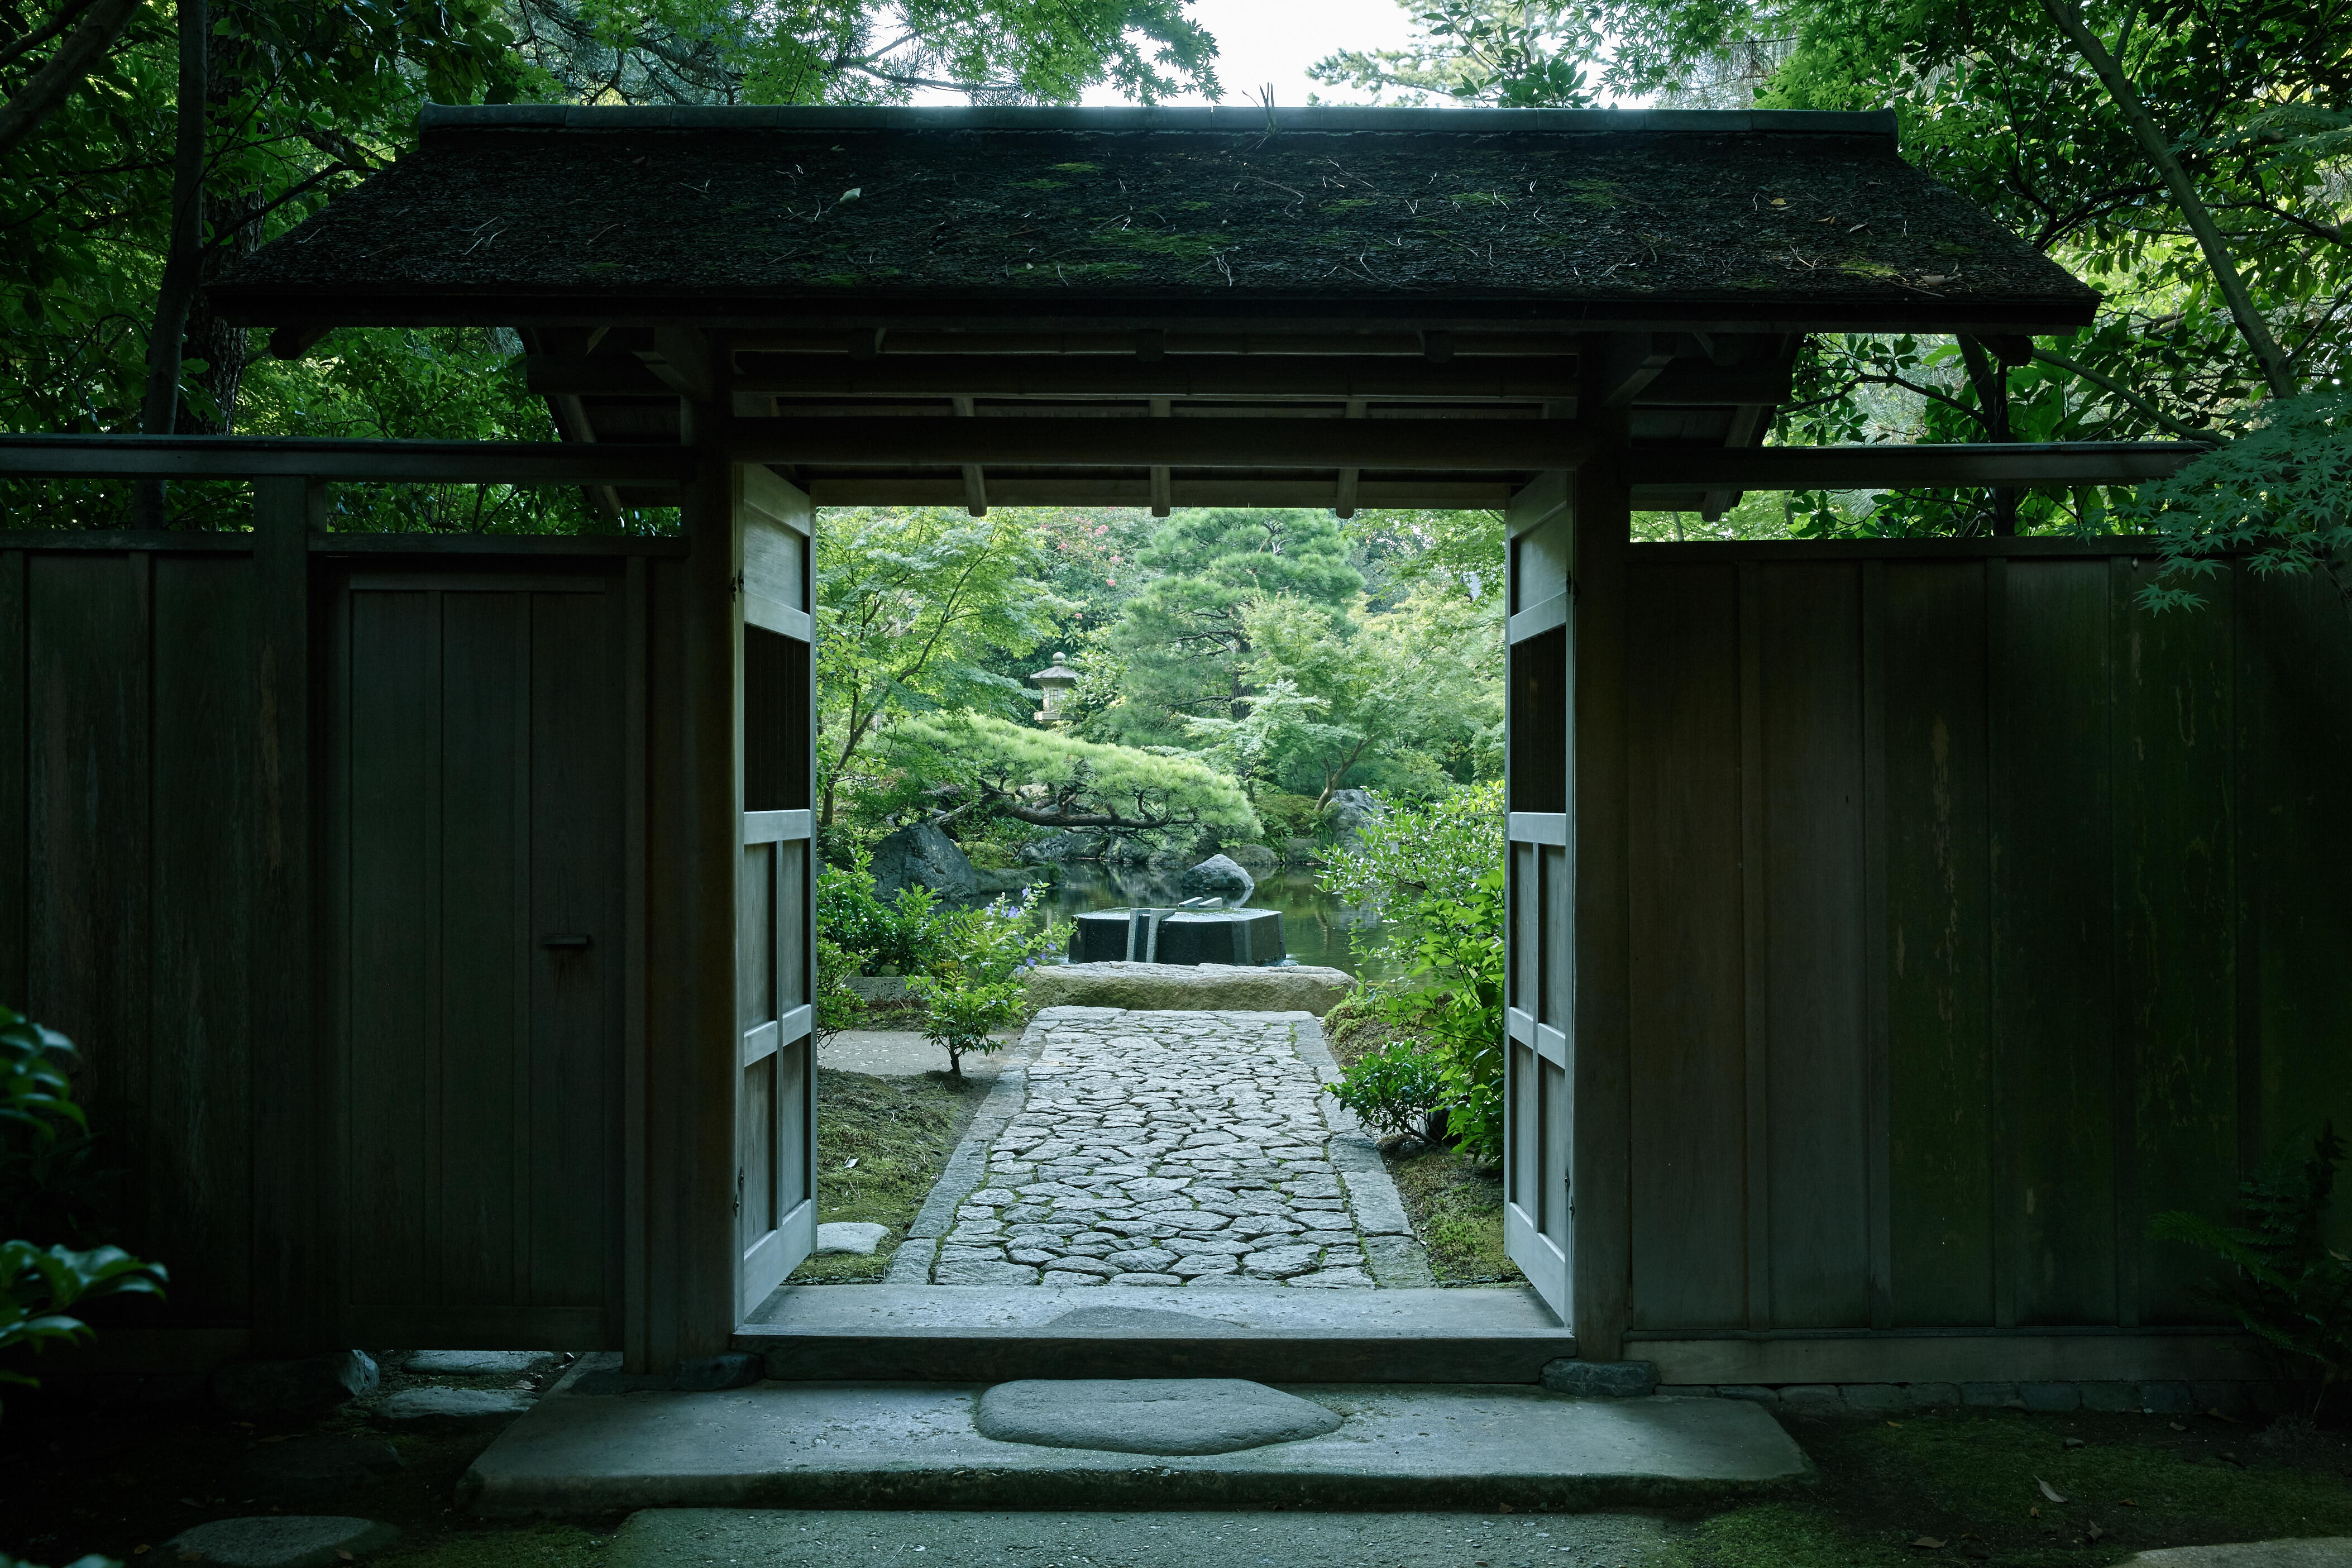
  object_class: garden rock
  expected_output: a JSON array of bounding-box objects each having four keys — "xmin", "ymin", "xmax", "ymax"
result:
[
  {"xmin": 816, "ymin": 1221, "xmax": 891, "ymax": 1255},
  {"xmin": 2122, "ymin": 1542, "xmax": 2352, "ymax": 1566},
  {"xmin": 167, "ymin": 1516, "xmax": 399, "ymax": 1567},
  {"xmin": 370, "ymin": 1387, "xmax": 533, "ymax": 1430},
  {"xmin": 1540, "ymin": 1359, "xmax": 1660, "ymax": 1398},
  {"xmin": 1282, "ymin": 836, "xmax": 1321, "ymax": 867},
  {"xmin": 673, "ymin": 1352, "xmax": 763, "ymax": 1391},
  {"xmin": 402, "ymin": 1350, "xmax": 554, "ymax": 1378},
  {"xmin": 974, "ymin": 867, "xmax": 1047, "ymax": 895},
  {"xmin": 211, "ymin": 1351, "xmax": 379, "ymax": 1420},
  {"xmin": 1223, "ymin": 844, "xmax": 1280, "ymax": 877},
  {"xmin": 1177, "ymin": 854, "xmax": 1255, "ymax": 905},
  {"xmin": 1024, "ymin": 961, "xmax": 1352, "ymax": 1016},
  {"xmin": 1325, "ymin": 788, "xmax": 1381, "ymax": 842},
  {"xmin": 870, "ymin": 821, "xmax": 978, "ymax": 900},
  {"xmin": 242, "ymin": 1437, "xmax": 403, "ymax": 1495},
  {"xmin": 975, "ymin": 1377, "xmax": 1342, "ymax": 1455},
  {"xmin": 1022, "ymin": 831, "xmax": 1107, "ymax": 863}
]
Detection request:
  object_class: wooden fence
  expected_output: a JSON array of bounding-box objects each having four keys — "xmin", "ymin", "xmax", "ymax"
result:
[{"xmin": 1615, "ymin": 538, "xmax": 2351, "ymax": 1383}]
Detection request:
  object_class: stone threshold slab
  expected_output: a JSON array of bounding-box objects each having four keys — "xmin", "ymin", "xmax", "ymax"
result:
[
  {"xmin": 462, "ymin": 1366, "xmax": 1807, "ymax": 1517},
  {"xmin": 736, "ymin": 1285, "xmax": 1576, "ymax": 1383}
]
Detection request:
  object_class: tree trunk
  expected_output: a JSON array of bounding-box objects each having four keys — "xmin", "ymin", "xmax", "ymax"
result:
[
  {"xmin": 1956, "ymin": 336, "xmax": 2017, "ymax": 536},
  {"xmin": 176, "ymin": 30, "xmax": 261, "ymax": 436},
  {"xmin": 130, "ymin": 0, "xmax": 206, "ymax": 526},
  {"xmin": 0, "ymin": 0, "xmax": 146, "ymax": 159}
]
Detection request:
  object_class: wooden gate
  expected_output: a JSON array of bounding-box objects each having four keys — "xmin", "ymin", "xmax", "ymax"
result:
[
  {"xmin": 323, "ymin": 556, "xmax": 629, "ymax": 1348},
  {"xmin": 1503, "ymin": 472, "xmax": 1576, "ymax": 1319},
  {"xmin": 734, "ymin": 467, "xmax": 818, "ymax": 1316}
]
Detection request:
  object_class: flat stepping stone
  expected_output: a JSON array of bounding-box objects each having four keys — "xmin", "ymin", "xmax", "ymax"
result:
[
  {"xmin": 243, "ymin": 1436, "xmax": 403, "ymax": 1492},
  {"xmin": 816, "ymin": 1221, "xmax": 891, "ymax": 1255},
  {"xmin": 2125, "ymin": 1543, "xmax": 2352, "ymax": 1566},
  {"xmin": 403, "ymin": 1349, "xmax": 555, "ymax": 1378},
  {"xmin": 372, "ymin": 1387, "xmax": 534, "ymax": 1428},
  {"xmin": 1042, "ymin": 1307, "xmax": 1240, "ymax": 1337},
  {"xmin": 167, "ymin": 1516, "xmax": 398, "ymax": 1567},
  {"xmin": 976, "ymin": 1378, "xmax": 1341, "ymax": 1456}
]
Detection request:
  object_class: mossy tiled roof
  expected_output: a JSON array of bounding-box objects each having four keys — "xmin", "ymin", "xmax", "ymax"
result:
[{"xmin": 216, "ymin": 107, "xmax": 2097, "ymax": 332}]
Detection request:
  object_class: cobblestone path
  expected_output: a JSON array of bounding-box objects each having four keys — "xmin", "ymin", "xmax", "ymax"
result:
[{"xmin": 903, "ymin": 1006, "xmax": 1431, "ymax": 1289}]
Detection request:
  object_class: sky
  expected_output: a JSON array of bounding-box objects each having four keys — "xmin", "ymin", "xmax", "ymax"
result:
[{"xmin": 1077, "ymin": 0, "xmax": 1423, "ymax": 108}]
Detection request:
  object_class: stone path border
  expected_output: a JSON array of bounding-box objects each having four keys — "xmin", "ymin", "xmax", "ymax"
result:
[
  {"xmin": 885, "ymin": 1033, "xmax": 1041, "ymax": 1286},
  {"xmin": 886, "ymin": 1006, "xmax": 1431, "ymax": 1289}
]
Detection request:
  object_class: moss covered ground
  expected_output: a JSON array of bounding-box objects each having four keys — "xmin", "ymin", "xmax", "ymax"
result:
[
  {"xmin": 1324, "ymin": 999, "xmax": 1522, "ymax": 1288},
  {"xmin": 1651, "ymin": 1403, "xmax": 2352, "ymax": 1565},
  {"xmin": 783, "ymin": 1066, "xmax": 984, "ymax": 1285}
]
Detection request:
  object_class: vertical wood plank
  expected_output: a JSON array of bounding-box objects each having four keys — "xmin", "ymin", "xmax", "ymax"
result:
[
  {"xmin": 1882, "ymin": 562, "xmax": 1995, "ymax": 1327},
  {"xmin": 149, "ymin": 553, "xmax": 257, "ymax": 1319},
  {"xmin": 345, "ymin": 586, "xmax": 439, "ymax": 1308},
  {"xmin": 251, "ymin": 477, "xmax": 319, "ymax": 1350},
  {"xmin": 1569, "ymin": 418, "xmax": 1632, "ymax": 1357},
  {"xmin": 1996, "ymin": 558, "xmax": 2117, "ymax": 1326},
  {"xmin": 1758, "ymin": 562, "xmax": 1871, "ymax": 1330},
  {"xmin": 1986, "ymin": 556, "xmax": 2016, "ymax": 1331},
  {"xmin": 1861, "ymin": 560, "xmax": 1894, "ymax": 1329},
  {"xmin": 26, "ymin": 552, "xmax": 148, "ymax": 1156},
  {"xmin": 529, "ymin": 584, "xmax": 625, "ymax": 1318},
  {"xmin": 435, "ymin": 591, "xmax": 528, "ymax": 1308},
  {"xmin": 2246, "ymin": 568, "xmax": 2352, "ymax": 1256},
  {"xmin": 0, "ymin": 549, "xmax": 24, "ymax": 1010},
  {"xmin": 1738, "ymin": 562, "xmax": 1770, "ymax": 1328},
  {"xmin": 1624, "ymin": 560, "xmax": 1747, "ymax": 1330},
  {"xmin": 623, "ymin": 558, "xmax": 652, "ymax": 1364}
]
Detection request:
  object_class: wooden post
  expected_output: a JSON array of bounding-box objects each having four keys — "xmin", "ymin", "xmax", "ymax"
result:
[
  {"xmin": 638, "ymin": 335, "xmax": 744, "ymax": 1371},
  {"xmin": 250, "ymin": 475, "xmax": 322, "ymax": 1352},
  {"xmin": 1570, "ymin": 412, "xmax": 1634, "ymax": 1360}
]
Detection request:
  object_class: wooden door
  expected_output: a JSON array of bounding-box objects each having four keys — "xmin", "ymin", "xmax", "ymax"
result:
[
  {"xmin": 1504, "ymin": 474, "xmax": 1576, "ymax": 1321},
  {"xmin": 735, "ymin": 467, "xmax": 818, "ymax": 1317},
  {"xmin": 326, "ymin": 560, "xmax": 627, "ymax": 1348}
]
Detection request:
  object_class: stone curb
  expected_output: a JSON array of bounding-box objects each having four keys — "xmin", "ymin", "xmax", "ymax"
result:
[
  {"xmin": 1291, "ymin": 1016, "xmax": 1426, "ymax": 1274},
  {"xmin": 888, "ymin": 1027, "xmax": 1044, "ymax": 1284},
  {"xmin": 1654, "ymin": 1378, "xmax": 2313, "ymax": 1416}
]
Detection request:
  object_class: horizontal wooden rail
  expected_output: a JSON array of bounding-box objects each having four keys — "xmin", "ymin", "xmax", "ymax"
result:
[
  {"xmin": 1, "ymin": 433, "xmax": 2211, "ymax": 486},
  {"xmin": 0, "ymin": 434, "xmax": 694, "ymax": 482},
  {"xmin": 1628, "ymin": 441, "xmax": 2207, "ymax": 489},
  {"xmin": 728, "ymin": 416, "xmax": 1603, "ymax": 470}
]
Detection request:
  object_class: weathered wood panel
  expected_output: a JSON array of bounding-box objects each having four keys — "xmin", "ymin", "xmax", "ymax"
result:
[
  {"xmin": 1996, "ymin": 560, "xmax": 2118, "ymax": 1327},
  {"xmin": 2114, "ymin": 560, "xmax": 2239, "ymax": 1325},
  {"xmin": 1880, "ymin": 562, "xmax": 1995, "ymax": 1327},
  {"xmin": 147, "ymin": 555, "xmax": 259, "ymax": 1315},
  {"xmin": 1624, "ymin": 562, "xmax": 1747, "ymax": 1330},
  {"xmin": 2245, "ymin": 570, "xmax": 2352, "ymax": 1257},
  {"xmin": 1757, "ymin": 563, "xmax": 1871, "ymax": 1330},
  {"xmin": 1620, "ymin": 545, "xmax": 2352, "ymax": 1344}
]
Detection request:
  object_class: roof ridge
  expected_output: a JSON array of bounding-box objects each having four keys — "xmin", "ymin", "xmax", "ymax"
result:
[{"xmin": 417, "ymin": 103, "xmax": 1899, "ymax": 144}]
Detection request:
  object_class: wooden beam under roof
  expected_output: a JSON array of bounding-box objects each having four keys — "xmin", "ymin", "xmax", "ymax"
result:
[
  {"xmin": 525, "ymin": 353, "xmax": 1793, "ymax": 405},
  {"xmin": 1627, "ymin": 441, "xmax": 2202, "ymax": 489},
  {"xmin": 728, "ymin": 416, "xmax": 1603, "ymax": 471}
]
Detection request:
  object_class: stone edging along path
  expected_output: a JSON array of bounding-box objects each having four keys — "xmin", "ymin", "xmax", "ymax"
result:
[{"xmin": 887, "ymin": 1006, "xmax": 1434, "ymax": 1289}]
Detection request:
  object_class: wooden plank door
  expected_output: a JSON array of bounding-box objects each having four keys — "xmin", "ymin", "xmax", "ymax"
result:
[
  {"xmin": 735, "ymin": 466, "xmax": 818, "ymax": 1317},
  {"xmin": 326, "ymin": 561, "xmax": 627, "ymax": 1348},
  {"xmin": 1504, "ymin": 473, "xmax": 1576, "ymax": 1321}
]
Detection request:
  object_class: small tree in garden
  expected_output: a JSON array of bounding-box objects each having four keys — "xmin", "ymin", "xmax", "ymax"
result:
[
  {"xmin": 907, "ymin": 892, "xmax": 1064, "ymax": 1081},
  {"xmin": 878, "ymin": 711, "xmax": 1261, "ymax": 843}
]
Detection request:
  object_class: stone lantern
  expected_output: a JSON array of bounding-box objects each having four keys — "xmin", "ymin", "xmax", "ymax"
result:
[{"xmin": 1030, "ymin": 652, "xmax": 1080, "ymax": 724}]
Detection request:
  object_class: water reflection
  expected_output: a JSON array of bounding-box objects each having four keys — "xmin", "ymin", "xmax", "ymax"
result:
[{"xmin": 1036, "ymin": 861, "xmax": 1398, "ymax": 982}]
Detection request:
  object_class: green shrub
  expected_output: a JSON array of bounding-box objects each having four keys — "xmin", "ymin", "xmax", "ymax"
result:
[
  {"xmin": 814, "ymin": 937, "xmax": 868, "ymax": 1046},
  {"xmin": 1254, "ymin": 790, "xmax": 1326, "ymax": 841},
  {"xmin": 0, "ymin": 1006, "xmax": 166, "ymax": 1420},
  {"xmin": 906, "ymin": 890, "xmax": 1065, "ymax": 1078},
  {"xmin": 1332, "ymin": 1038, "xmax": 1451, "ymax": 1139},
  {"xmin": 816, "ymin": 852, "xmax": 952, "ymax": 976},
  {"xmin": 2153, "ymin": 1122, "xmax": 2352, "ymax": 1414}
]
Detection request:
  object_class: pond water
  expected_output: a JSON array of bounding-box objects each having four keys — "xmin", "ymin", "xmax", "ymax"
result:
[{"xmin": 1035, "ymin": 861, "xmax": 1401, "ymax": 982}]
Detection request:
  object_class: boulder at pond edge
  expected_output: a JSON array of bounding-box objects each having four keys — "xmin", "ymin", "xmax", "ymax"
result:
[
  {"xmin": 869, "ymin": 821, "xmax": 978, "ymax": 901},
  {"xmin": 1177, "ymin": 853, "xmax": 1255, "ymax": 905},
  {"xmin": 1025, "ymin": 961, "xmax": 1352, "ymax": 1016}
]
